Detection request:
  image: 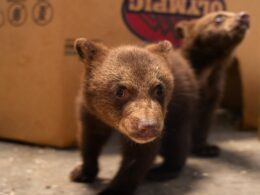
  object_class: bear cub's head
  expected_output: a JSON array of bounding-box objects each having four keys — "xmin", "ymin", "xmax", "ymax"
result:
[
  {"xmin": 176, "ymin": 11, "xmax": 250, "ymax": 53},
  {"xmin": 75, "ymin": 39, "xmax": 174, "ymax": 144}
]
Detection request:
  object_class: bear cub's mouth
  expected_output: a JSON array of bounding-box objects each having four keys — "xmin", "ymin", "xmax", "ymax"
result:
[
  {"xmin": 129, "ymin": 128, "xmax": 161, "ymax": 143},
  {"xmin": 130, "ymin": 129, "xmax": 161, "ymax": 139}
]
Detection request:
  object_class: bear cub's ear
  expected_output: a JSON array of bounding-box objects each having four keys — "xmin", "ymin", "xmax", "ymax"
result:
[
  {"xmin": 146, "ymin": 40, "xmax": 173, "ymax": 54},
  {"xmin": 175, "ymin": 21, "xmax": 194, "ymax": 39},
  {"xmin": 74, "ymin": 38, "xmax": 108, "ymax": 63}
]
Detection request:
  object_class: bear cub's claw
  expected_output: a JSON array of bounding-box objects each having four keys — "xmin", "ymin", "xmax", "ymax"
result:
[
  {"xmin": 192, "ymin": 144, "xmax": 221, "ymax": 158},
  {"xmin": 70, "ymin": 164, "xmax": 97, "ymax": 183}
]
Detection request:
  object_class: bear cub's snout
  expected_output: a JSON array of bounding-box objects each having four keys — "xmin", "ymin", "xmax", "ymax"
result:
[{"xmin": 131, "ymin": 118, "xmax": 161, "ymax": 139}]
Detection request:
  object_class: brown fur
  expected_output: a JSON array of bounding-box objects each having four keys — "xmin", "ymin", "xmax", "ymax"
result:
[
  {"xmin": 176, "ymin": 11, "xmax": 250, "ymax": 157},
  {"xmin": 69, "ymin": 39, "xmax": 198, "ymax": 194}
]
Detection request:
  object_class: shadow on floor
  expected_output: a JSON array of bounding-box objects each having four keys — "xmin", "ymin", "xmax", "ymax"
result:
[{"xmin": 76, "ymin": 164, "xmax": 205, "ymax": 195}]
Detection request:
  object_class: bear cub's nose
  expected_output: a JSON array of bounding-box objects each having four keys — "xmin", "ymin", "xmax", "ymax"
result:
[
  {"xmin": 238, "ymin": 12, "xmax": 250, "ymax": 26},
  {"xmin": 137, "ymin": 119, "xmax": 159, "ymax": 132}
]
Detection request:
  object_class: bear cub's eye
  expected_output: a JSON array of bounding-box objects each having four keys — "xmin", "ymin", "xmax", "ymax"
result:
[
  {"xmin": 154, "ymin": 84, "xmax": 164, "ymax": 98},
  {"xmin": 215, "ymin": 14, "xmax": 225, "ymax": 24},
  {"xmin": 115, "ymin": 85, "xmax": 130, "ymax": 100}
]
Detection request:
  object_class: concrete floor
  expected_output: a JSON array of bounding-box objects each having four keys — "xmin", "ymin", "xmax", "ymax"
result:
[{"xmin": 0, "ymin": 115, "xmax": 260, "ymax": 195}]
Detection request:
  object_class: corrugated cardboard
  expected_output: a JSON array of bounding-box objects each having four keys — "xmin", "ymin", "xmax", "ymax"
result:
[
  {"xmin": 0, "ymin": 0, "xmax": 79, "ymax": 147},
  {"xmin": 258, "ymin": 98, "xmax": 260, "ymax": 139},
  {"xmin": 0, "ymin": 0, "xmax": 259, "ymax": 147},
  {"xmin": 228, "ymin": 0, "xmax": 260, "ymax": 129}
]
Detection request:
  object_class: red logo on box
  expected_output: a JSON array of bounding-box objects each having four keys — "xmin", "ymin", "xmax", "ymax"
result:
[{"xmin": 122, "ymin": 0, "xmax": 226, "ymax": 47}]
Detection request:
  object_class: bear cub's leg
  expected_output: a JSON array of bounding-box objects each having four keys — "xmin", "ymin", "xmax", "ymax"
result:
[
  {"xmin": 146, "ymin": 110, "xmax": 191, "ymax": 181},
  {"xmin": 99, "ymin": 137, "xmax": 160, "ymax": 195},
  {"xmin": 192, "ymin": 94, "xmax": 221, "ymax": 158},
  {"xmin": 70, "ymin": 108, "xmax": 112, "ymax": 183}
]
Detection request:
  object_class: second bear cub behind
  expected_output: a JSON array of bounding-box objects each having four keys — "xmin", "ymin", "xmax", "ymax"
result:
[{"xmin": 176, "ymin": 11, "xmax": 250, "ymax": 157}]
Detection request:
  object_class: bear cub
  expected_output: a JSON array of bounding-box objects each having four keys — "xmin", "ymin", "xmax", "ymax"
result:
[
  {"xmin": 70, "ymin": 39, "xmax": 198, "ymax": 194},
  {"xmin": 176, "ymin": 11, "xmax": 250, "ymax": 157}
]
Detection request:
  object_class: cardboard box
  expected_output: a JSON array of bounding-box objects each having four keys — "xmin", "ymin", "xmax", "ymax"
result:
[
  {"xmin": 258, "ymin": 101, "xmax": 260, "ymax": 140},
  {"xmin": 227, "ymin": 0, "xmax": 260, "ymax": 129},
  {"xmin": 0, "ymin": 0, "xmax": 80, "ymax": 147},
  {"xmin": 0, "ymin": 0, "xmax": 259, "ymax": 147}
]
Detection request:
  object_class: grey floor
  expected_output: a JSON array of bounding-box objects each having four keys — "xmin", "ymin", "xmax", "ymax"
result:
[{"xmin": 1, "ymin": 114, "xmax": 260, "ymax": 195}]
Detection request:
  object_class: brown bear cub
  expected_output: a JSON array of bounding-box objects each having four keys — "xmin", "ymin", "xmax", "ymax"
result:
[
  {"xmin": 69, "ymin": 39, "xmax": 198, "ymax": 194},
  {"xmin": 176, "ymin": 11, "xmax": 250, "ymax": 157}
]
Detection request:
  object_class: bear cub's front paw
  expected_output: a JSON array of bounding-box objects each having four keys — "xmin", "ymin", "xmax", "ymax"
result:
[
  {"xmin": 70, "ymin": 164, "xmax": 97, "ymax": 183},
  {"xmin": 98, "ymin": 188, "xmax": 133, "ymax": 195},
  {"xmin": 192, "ymin": 144, "xmax": 221, "ymax": 158},
  {"xmin": 146, "ymin": 164, "xmax": 181, "ymax": 182}
]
